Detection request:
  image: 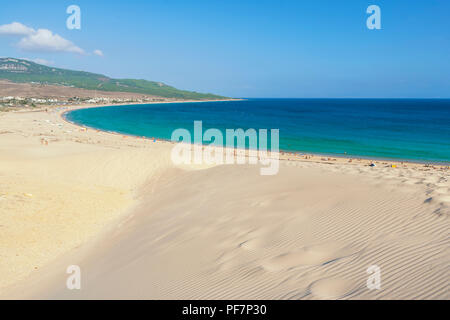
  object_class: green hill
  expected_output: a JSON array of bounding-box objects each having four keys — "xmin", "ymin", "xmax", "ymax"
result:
[{"xmin": 0, "ymin": 58, "xmax": 226, "ymax": 100}]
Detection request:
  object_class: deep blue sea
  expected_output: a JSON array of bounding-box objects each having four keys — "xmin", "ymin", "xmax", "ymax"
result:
[{"xmin": 66, "ymin": 99, "xmax": 450, "ymax": 163}]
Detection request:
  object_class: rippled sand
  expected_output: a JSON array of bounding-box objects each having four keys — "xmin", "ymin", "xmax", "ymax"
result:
[{"xmin": 0, "ymin": 106, "xmax": 448, "ymax": 299}]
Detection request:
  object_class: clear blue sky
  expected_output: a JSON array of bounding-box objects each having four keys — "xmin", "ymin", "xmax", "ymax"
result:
[{"xmin": 0, "ymin": 0, "xmax": 449, "ymax": 98}]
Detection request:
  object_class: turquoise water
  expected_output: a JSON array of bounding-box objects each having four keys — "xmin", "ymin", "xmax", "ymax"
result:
[{"xmin": 66, "ymin": 99, "xmax": 450, "ymax": 163}]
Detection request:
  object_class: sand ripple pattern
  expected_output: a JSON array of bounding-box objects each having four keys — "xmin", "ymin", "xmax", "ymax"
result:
[{"xmin": 24, "ymin": 160, "xmax": 448, "ymax": 300}]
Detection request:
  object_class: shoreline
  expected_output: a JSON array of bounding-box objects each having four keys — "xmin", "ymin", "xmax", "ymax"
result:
[{"xmin": 60, "ymin": 102, "xmax": 449, "ymax": 169}]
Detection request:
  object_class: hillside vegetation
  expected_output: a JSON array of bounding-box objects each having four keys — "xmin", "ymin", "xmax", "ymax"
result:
[{"xmin": 0, "ymin": 58, "xmax": 226, "ymax": 100}]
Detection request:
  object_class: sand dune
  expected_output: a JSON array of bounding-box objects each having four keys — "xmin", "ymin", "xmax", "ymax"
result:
[{"xmin": 0, "ymin": 107, "xmax": 448, "ymax": 299}]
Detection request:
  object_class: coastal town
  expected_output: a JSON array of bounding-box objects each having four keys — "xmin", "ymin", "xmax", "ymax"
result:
[
  {"xmin": 0, "ymin": 79, "xmax": 181, "ymax": 111},
  {"xmin": 0, "ymin": 95, "xmax": 167, "ymax": 110}
]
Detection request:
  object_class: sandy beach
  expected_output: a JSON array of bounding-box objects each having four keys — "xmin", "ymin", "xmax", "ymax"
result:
[{"xmin": 0, "ymin": 105, "xmax": 448, "ymax": 299}]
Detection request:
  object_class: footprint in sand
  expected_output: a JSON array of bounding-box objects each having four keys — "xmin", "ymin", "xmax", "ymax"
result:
[
  {"xmin": 437, "ymin": 195, "xmax": 450, "ymax": 204},
  {"xmin": 434, "ymin": 188, "xmax": 449, "ymax": 195},
  {"xmin": 262, "ymin": 242, "xmax": 358, "ymax": 272},
  {"xmin": 403, "ymin": 179, "xmax": 420, "ymax": 185},
  {"xmin": 425, "ymin": 176, "xmax": 441, "ymax": 183},
  {"xmin": 435, "ymin": 182, "xmax": 450, "ymax": 188},
  {"xmin": 308, "ymin": 277, "xmax": 358, "ymax": 299}
]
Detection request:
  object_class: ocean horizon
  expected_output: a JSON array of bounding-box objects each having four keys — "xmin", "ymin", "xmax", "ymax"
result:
[{"xmin": 66, "ymin": 98, "xmax": 450, "ymax": 163}]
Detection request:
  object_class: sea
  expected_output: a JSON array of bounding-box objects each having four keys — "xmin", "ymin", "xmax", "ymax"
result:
[{"xmin": 65, "ymin": 98, "xmax": 450, "ymax": 163}]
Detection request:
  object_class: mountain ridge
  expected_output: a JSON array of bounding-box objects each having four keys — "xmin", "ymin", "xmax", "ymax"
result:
[{"xmin": 0, "ymin": 58, "xmax": 226, "ymax": 100}]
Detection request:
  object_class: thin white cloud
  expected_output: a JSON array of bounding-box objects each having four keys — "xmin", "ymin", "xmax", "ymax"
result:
[
  {"xmin": 0, "ymin": 22, "xmax": 85, "ymax": 55},
  {"xmin": 18, "ymin": 29, "xmax": 85, "ymax": 54},
  {"xmin": 0, "ymin": 22, "xmax": 35, "ymax": 36},
  {"xmin": 93, "ymin": 49, "xmax": 104, "ymax": 57}
]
